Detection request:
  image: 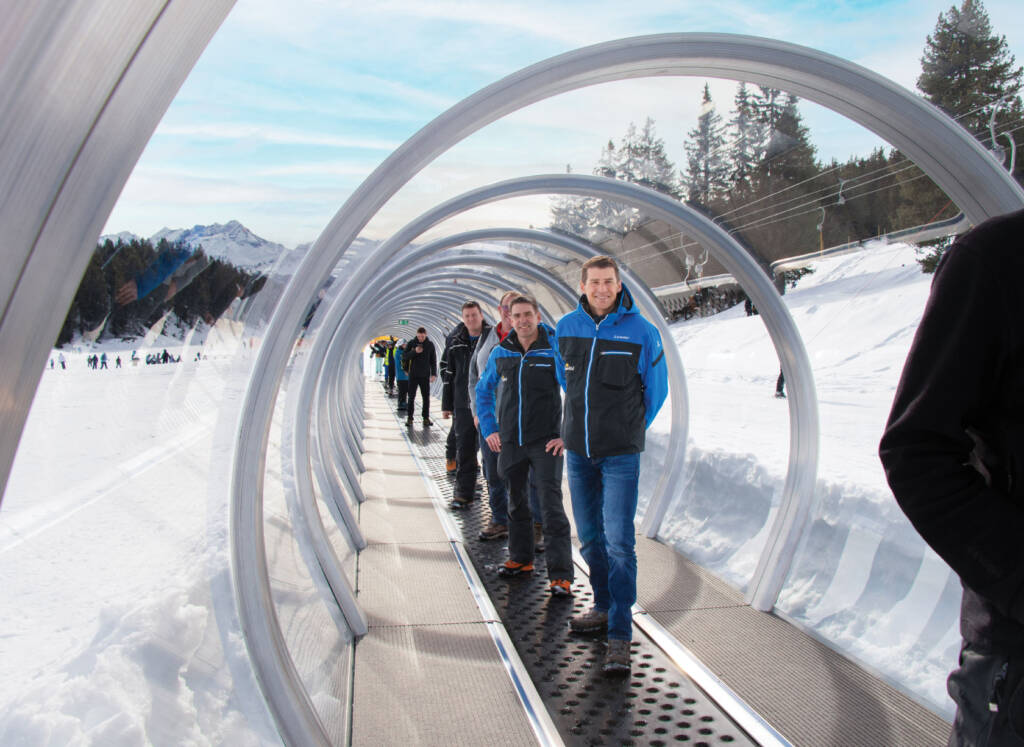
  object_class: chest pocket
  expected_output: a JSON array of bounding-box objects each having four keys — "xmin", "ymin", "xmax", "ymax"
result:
[
  {"xmin": 525, "ymin": 359, "xmax": 557, "ymax": 389},
  {"xmin": 596, "ymin": 350, "xmax": 637, "ymax": 390}
]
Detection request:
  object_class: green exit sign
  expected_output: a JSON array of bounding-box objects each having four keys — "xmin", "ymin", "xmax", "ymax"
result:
[{"xmin": 398, "ymin": 319, "xmax": 410, "ymax": 325}]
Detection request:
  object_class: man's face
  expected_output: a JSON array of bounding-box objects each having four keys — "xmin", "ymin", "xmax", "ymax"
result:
[
  {"xmin": 416, "ymin": 331, "xmax": 426, "ymax": 342},
  {"xmin": 498, "ymin": 295, "xmax": 517, "ymax": 326},
  {"xmin": 581, "ymin": 266, "xmax": 621, "ymax": 316},
  {"xmin": 462, "ymin": 305, "xmax": 484, "ymax": 335},
  {"xmin": 511, "ymin": 302, "xmax": 540, "ymax": 339}
]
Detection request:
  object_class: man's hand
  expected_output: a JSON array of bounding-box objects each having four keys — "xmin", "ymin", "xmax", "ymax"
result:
[
  {"xmin": 486, "ymin": 433, "xmax": 501, "ymax": 453},
  {"xmin": 430, "ymin": 375, "xmax": 436, "ymax": 383},
  {"xmin": 545, "ymin": 438, "xmax": 564, "ymax": 456},
  {"xmin": 115, "ymin": 280, "xmax": 138, "ymax": 305},
  {"xmin": 415, "ymin": 345, "xmax": 423, "ymax": 353},
  {"xmin": 442, "ymin": 410, "xmax": 452, "ymax": 419},
  {"xmin": 473, "ymin": 416, "xmax": 479, "ymax": 427}
]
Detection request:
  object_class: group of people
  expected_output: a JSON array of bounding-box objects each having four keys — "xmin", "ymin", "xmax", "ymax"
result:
[
  {"xmin": 396, "ymin": 255, "xmax": 667, "ymax": 676},
  {"xmin": 85, "ymin": 353, "xmax": 116, "ymax": 369}
]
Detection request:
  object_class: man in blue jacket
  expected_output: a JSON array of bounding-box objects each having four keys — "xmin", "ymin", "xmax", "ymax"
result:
[
  {"xmin": 476, "ymin": 295, "xmax": 574, "ymax": 597},
  {"xmin": 556, "ymin": 255, "xmax": 668, "ymax": 675}
]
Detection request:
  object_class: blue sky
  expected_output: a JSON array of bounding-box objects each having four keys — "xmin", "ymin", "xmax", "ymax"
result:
[{"xmin": 103, "ymin": 0, "xmax": 1024, "ymax": 248}]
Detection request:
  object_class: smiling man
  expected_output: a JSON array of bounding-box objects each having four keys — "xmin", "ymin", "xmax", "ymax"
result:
[
  {"xmin": 475, "ymin": 295, "xmax": 574, "ymax": 597},
  {"xmin": 556, "ymin": 255, "xmax": 668, "ymax": 675}
]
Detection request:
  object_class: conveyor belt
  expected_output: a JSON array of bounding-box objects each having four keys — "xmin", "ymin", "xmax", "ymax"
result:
[{"xmin": 397, "ymin": 396, "xmax": 758, "ymax": 746}]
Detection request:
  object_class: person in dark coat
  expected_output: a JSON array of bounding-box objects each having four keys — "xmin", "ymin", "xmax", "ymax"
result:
[
  {"xmin": 442, "ymin": 301, "xmax": 490, "ymax": 507},
  {"xmin": 879, "ymin": 208, "xmax": 1024, "ymax": 746},
  {"xmin": 476, "ymin": 295, "xmax": 573, "ymax": 597},
  {"xmin": 404, "ymin": 327, "xmax": 437, "ymax": 426}
]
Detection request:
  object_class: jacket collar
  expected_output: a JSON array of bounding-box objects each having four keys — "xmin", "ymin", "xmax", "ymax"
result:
[{"xmin": 502, "ymin": 322, "xmax": 555, "ymax": 353}]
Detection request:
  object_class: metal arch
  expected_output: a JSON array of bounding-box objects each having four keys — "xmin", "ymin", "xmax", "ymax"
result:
[
  {"xmin": 308, "ymin": 173, "xmax": 815, "ymax": 617},
  {"xmin": 312, "ymin": 262, "xmax": 570, "ymax": 512},
  {"xmin": 229, "ymin": 33, "xmax": 1024, "ymax": 739},
  {"xmin": 352, "ymin": 226, "xmax": 690, "ymax": 539}
]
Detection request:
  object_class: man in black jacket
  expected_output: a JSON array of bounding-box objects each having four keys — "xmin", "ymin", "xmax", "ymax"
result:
[
  {"xmin": 404, "ymin": 327, "xmax": 437, "ymax": 426},
  {"xmin": 442, "ymin": 301, "xmax": 490, "ymax": 507},
  {"xmin": 880, "ymin": 208, "xmax": 1024, "ymax": 746}
]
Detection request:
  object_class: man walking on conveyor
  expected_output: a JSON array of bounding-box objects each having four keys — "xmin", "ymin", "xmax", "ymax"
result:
[
  {"xmin": 441, "ymin": 300, "xmax": 490, "ymax": 508},
  {"xmin": 404, "ymin": 326, "xmax": 437, "ymax": 427},
  {"xmin": 476, "ymin": 295, "xmax": 573, "ymax": 597},
  {"xmin": 557, "ymin": 255, "xmax": 668, "ymax": 676}
]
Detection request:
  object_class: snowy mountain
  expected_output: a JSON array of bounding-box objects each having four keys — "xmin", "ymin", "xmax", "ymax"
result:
[
  {"xmin": 99, "ymin": 230, "xmax": 141, "ymax": 245},
  {"xmin": 149, "ymin": 220, "xmax": 287, "ymax": 272}
]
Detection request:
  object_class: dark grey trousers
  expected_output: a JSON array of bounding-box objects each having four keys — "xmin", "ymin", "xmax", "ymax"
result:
[
  {"xmin": 500, "ymin": 439, "xmax": 572, "ymax": 582},
  {"xmin": 948, "ymin": 642, "xmax": 1024, "ymax": 746}
]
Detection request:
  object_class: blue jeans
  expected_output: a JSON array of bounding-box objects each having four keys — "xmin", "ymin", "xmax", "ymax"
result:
[{"xmin": 566, "ymin": 450, "xmax": 640, "ymax": 641}]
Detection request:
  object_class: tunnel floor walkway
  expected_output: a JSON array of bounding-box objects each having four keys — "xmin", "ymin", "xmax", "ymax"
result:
[{"xmin": 351, "ymin": 380, "xmax": 950, "ymax": 746}]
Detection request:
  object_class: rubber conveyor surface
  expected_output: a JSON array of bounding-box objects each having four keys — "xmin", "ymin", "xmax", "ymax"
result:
[{"xmin": 395, "ymin": 396, "xmax": 757, "ymax": 747}]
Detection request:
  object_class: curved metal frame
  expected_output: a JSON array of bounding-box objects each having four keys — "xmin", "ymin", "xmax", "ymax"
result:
[{"xmin": 223, "ymin": 33, "xmax": 1023, "ymax": 743}]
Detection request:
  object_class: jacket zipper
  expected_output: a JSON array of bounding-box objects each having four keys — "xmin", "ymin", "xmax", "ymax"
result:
[{"xmin": 583, "ymin": 317, "xmax": 604, "ymax": 458}]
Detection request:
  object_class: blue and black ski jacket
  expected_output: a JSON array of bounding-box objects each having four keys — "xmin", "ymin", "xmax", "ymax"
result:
[
  {"xmin": 555, "ymin": 284, "xmax": 668, "ymax": 457},
  {"xmin": 476, "ymin": 323, "xmax": 565, "ymax": 447}
]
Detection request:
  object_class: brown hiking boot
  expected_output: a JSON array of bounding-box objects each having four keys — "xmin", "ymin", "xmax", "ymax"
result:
[
  {"xmin": 603, "ymin": 639, "xmax": 631, "ymax": 676},
  {"xmin": 533, "ymin": 522, "xmax": 545, "ymax": 552},
  {"xmin": 478, "ymin": 523, "xmax": 508, "ymax": 541},
  {"xmin": 569, "ymin": 607, "xmax": 608, "ymax": 634}
]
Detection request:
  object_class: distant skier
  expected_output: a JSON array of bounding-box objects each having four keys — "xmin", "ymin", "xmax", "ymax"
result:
[
  {"xmin": 58, "ymin": 353, "xmax": 65, "ymax": 370},
  {"xmin": 99, "ymin": 353, "xmax": 108, "ymax": 369},
  {"xmin": 115, "ymin": 356, "xmax": 122, "ymax": 369},
  {"xmin": 775, "ymin": 368, "xmax": 786, "ymax": 398}
]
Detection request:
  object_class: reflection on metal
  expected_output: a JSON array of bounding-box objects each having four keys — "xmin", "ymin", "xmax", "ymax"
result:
[{"xmin": 0, "ymin": 0, "xmax": 236, "ymax": 505}]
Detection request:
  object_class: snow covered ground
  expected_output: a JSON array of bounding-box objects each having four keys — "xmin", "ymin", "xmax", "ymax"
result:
[{"xmin": 0, "ymin": 240, "xmax": 956, "ymax": 742}]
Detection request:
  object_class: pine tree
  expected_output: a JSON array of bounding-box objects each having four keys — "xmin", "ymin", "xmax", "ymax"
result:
[
  {"xmin": 918, "ymin": 0, "xmax": 1023, "ymax": 158},
  {"xmin": 683, "ymin": 83, "xmax": 730, "ymax": 208},
  {"xmin": 727, "ymin": 82, "xmax": 763, "ymax": 199}
]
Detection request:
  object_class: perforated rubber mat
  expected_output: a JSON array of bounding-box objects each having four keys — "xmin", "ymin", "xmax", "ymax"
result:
[{"xmin": 396, "ymin": 396, "xmax": 756, "ymax": 746}]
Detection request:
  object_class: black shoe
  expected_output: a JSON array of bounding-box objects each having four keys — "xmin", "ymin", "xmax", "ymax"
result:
[
  {"xmin": 423, "ymin": 417, "xmax": 433, "ymax": 426},
  {"xmin": 603, "ymin": 639, "xmax": 631, "ymax": 676},
  {"xmin": 450, "ymin": 495, "xmax": 472, "ymax": 509},
  {"xmin": 406, "ymin": 417, "xmax": 413, "ymax": 426}
]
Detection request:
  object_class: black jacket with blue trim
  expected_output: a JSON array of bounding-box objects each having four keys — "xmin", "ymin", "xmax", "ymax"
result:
[
  {"xmin": 441, "ymin": 320, "xmax": 490, "ymax": 411},
  {"xmin": 475, "ymin": 323, "xmax": 565, "ymax": 447},
  {"xmin": 555, "ymin": 284, "xmax": 668, "ymax": 458}
]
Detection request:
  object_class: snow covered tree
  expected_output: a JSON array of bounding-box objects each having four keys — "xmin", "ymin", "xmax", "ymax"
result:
[
  {"xmin": 620, "ymin": 118, "xmax": 681, "ymax": 198},
  {"xmin": 683, "ymin": 83, "xmax": 730, "ymax": 208},
  {"xmin": 549, "ymin": 120, "xmax": 680, "ymax": 241}
]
